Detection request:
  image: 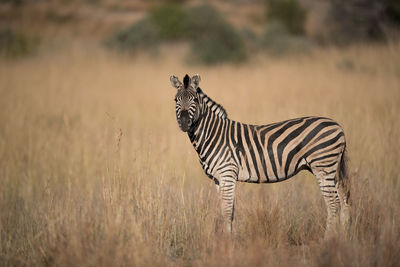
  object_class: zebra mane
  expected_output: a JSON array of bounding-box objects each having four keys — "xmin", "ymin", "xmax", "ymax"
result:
[{"xmin": 197, "ymin": 87, "xmax": 228, "ymax": 119}]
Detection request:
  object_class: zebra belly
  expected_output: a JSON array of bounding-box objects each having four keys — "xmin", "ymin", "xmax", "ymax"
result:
[{"xmin": 237, "ymin": 156, "xmax": 309, "ymax": 183}]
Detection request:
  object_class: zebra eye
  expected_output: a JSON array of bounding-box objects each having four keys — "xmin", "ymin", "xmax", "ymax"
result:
[{"xmin": 194, "ymin": 98, "xmax": 199, "ymax": 104}]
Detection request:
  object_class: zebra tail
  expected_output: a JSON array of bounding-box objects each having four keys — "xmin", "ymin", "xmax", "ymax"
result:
[{"xmin": 338, "ymin": 147, "xmax": 351, "ymax": 204}]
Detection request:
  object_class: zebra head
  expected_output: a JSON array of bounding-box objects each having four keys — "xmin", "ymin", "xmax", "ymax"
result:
[{"xmin": 170, "ymin": 74, "xmax": 201, "ymax": 132}]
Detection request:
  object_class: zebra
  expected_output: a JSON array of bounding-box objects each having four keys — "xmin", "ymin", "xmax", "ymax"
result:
[{"xmin": 170, "ymin": 74, "xmax": 350, "ymax": 236}]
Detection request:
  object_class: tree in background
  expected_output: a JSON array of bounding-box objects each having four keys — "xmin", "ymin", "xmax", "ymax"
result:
[
  {"xmin": 105, "ymin": 4, "xmax": 247, "ymax": 65},
  {"xmin": 383, "ymin": 0, "xmax": 400, "ymax": 24},
  {"xmin": 327, "ymin": 0, "xmax": 400, "ymax": 45},
  {"xmin": 265, "ymin": 0, "xmax": 307, "ymax": 35}
]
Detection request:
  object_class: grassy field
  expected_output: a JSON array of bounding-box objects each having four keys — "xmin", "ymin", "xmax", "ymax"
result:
[{"xmin": 0, "ymin": 42, "xmax": 399, "ymax": 266}]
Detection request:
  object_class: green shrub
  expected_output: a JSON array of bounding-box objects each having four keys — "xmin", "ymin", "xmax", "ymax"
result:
[
  {"xmin": 106, "ymin": 3, "xmax": 191, "ymax": 53},
  {"xmin": 260, "ymin": 22, "xmax": 312, "ymax": 56},
  {"xmin": 185, "ymin": 5, "xmax": 224, "ymax": 38},
  {"xmin": 105, "ymin": 4, "xmax": 247, "ymax": 64},
  {"xmin": 186, "ymin": 5, "xmax": 247, "ymax": 64},
  {"xmin": 0, "ymin": 28, "xmax": 38, "ymax": 58},
  {"xmin": 266, "ymin": 0, "xmax": 307, "ymax": 35},
  {"xmin": 149, "ymin": 4, "xmax": 190, "ymax": 40},
  {"xmin": 105, "ymin": 19, "xmax": 159, "ymax": 53},
  {"xmin": 190, "ymin": 29, "xmax": 246, "ymax": 64}
]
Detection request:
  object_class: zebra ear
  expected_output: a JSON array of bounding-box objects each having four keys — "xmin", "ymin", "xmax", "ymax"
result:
[
  {"xmin": 170, "ymin": 75, "xmax": 182, "ymax": 89},
  {"xmin": 191, "ymin": 74, "xmax": 201, "ymax": 89}
]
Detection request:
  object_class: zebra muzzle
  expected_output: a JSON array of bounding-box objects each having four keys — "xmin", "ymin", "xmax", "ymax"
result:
[{"xmin": 179, "ymin": 110, "xmax": 191, "ymax": 132}]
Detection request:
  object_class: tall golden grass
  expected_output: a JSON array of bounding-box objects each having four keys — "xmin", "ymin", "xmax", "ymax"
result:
[{"xmin": 0, "ymin": 42, "xmax": 399, "ymax": 266}]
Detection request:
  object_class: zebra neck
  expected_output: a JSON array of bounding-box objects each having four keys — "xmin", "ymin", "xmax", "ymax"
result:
[
  {"xmin": 188, "ymin": 111, "xmax": 226, "ymax": 155},
  {"xmin": 196, "ymin": 87, "xmax": 228, "ymax": 119},
  {"xmin": 188, "ymin": 88, "xmax": 228, "ymax": 154}
]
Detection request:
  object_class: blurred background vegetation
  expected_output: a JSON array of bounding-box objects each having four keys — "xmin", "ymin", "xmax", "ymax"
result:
[
  {"xmin": 1, "ymin": 0, "xmax": 399, "ymax": 63},
  {"xmin": 1, "ymin": 1, "xmax": 400, "ymax": 266}
]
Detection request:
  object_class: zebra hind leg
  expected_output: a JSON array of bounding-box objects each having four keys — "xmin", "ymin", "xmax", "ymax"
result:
[
  {"xmin": 313, "ymin": 165, "xmax": 341, "ymax": 238},
  {"xmin": 337, "ymin": 183, "xmax": 350, "ymax": 232},
  {"xmin": 337, "ymin": 162, "xmax": 350, "ymax": 232}
]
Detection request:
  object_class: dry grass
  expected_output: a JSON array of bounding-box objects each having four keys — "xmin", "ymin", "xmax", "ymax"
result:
[{"xmin": 0, "ymin": 42, "xmax": 399, "ymax": 266}]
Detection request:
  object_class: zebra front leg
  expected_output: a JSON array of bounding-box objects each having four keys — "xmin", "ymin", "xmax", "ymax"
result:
[{"xmin": 219, "ymin": 174, "xmax": 237, "ymax": 234}]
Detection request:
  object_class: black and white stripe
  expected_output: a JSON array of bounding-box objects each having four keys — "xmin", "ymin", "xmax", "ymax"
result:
[{"xmin": 170, "ymin": 74, "xmax": 350, "ymax": 235}]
